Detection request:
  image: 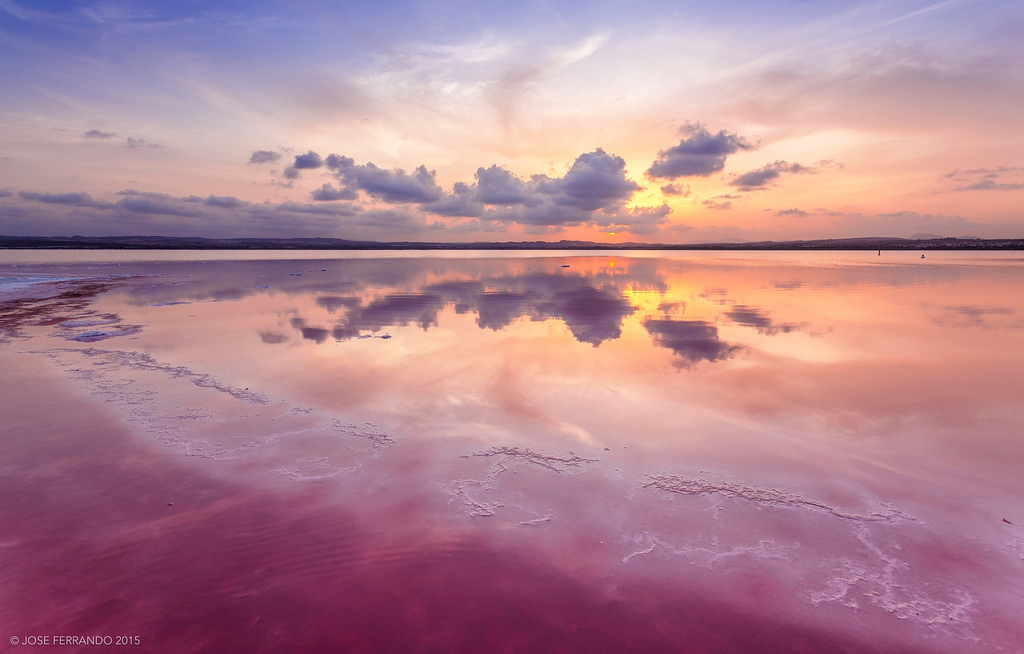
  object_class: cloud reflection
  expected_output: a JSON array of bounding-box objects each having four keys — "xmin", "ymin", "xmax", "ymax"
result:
[
  {"xmin": 725, "ymin": 305, "xmax": 803, "ymax": 335},
  {"xmin": 284, "ymin": 269, "xmax": 640, "ymax": 347},
  {"xmin": 642, "ymin": 319, "xmax": 740, "ymax": 365},
  {"xmin": 295, "ymin": 278, "xmax": 636, "ymax": 347},
  {"xmin": 471, "ymin": 279, "xmax": 635, "ymax": 346}
]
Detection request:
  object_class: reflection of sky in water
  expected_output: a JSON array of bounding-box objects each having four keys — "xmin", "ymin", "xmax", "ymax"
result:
[{"xmin": 2, "ymin": 252, "xmax": 1024, "ymax": 652}]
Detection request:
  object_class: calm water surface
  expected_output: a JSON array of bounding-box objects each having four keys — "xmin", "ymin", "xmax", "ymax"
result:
[{"xmin": 1, "ymin": 250, "xmax": 1022, "ymax": 653}]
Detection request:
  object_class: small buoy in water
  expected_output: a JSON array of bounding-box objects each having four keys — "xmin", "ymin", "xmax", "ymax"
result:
[{"xmin": 166, "ymin": 502, "xmax": 173, "ymax": 506}]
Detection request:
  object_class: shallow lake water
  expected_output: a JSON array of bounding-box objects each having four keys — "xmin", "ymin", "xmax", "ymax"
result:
[{"xmin": 1, "ymin": 250, "xmax": 1023, "ymax": 653}]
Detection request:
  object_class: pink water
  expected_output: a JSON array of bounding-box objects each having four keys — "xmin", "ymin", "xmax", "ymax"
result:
[{"xmin": 1, "ymin": 251, "xmax": 1022, "ymax": 652}]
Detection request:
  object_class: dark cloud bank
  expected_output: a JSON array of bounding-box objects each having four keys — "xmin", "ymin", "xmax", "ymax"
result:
[
  {"xmin": 1, "ymin": 123, "xmax": 866, "ymax": 239},
  {"xmin": 1, "ymin": 144, "xmax": 680, "ymax": 237},
  {"xmin": 280, "ymin": 147, "xmax": 670, "ymax": 235}
]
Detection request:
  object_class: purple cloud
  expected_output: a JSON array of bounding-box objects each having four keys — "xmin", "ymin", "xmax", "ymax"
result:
[
  {"xmin": 647, "ymin": 123, "xmax": 754, "ymax": 179},
  {"xmin": 328, "ymin": 158, "xmax": 444, "ymax": 204},
  {"xmin": 293, "ymin": 151, "xmax": 324, "ymax": 169},
  {"xmin": 311, "ymin": 183, "xmax": 359, "ymax": 202},
  {"xmin": 249, "ymin": 150, "xmax": 282, "ymax": 164}
]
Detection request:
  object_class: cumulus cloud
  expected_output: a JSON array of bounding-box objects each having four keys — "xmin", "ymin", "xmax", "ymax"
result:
[
  {"xmin": 421, "ymin": 181, "xmax": 484, "ymax": 218},
  {"xmin": 324, "ymin": 154, "xmax": 354, "ymax": 170},
  {"xmin": 248, "ymin": 150, "xmax": 282, "ymax": 164},
  {"xmin": 474, "ymin": 165, "xmax": 534, "ymax": 206},
  {"xmin": 328, "ymin": 158, "xmax": 444, "ymax": 204},
  {"xmin": 311, "ymin": 183, "xmax": 359, "ymax": 202},
  {"xmin": 533, "ymin": 149, "xmax": 641, "ymax": 211},
  {"xmin": 776, "ymin": 208, "xmax": 809, "ymax": 217},
  {"xmin": 84, "ymin": 129, "xmax": 116, "ymax": 139},
  {"xmin": 280, "ymin": 150, "xmax": 326, "ymax": 179},
  {"xmin": 459, "ymin": 150, "xmax": 650, "ymax": 230},
  {"xmin": 646, "ymin": 123, "xmax": 754, "ymax": 179},
  {"xmin": 0, "ymin": 189, "xmax": 13, "ymax": 198},
  {"xmin": 292, "ymin": 151, "xmax": 324, "ymax": 169},
  {"xmin": 313, "ymin": 148, "xmax": 654, "ymax": 231},
  {"xmin": 246, "ymin": 142, "xmax": 670, "ymax": 231}
]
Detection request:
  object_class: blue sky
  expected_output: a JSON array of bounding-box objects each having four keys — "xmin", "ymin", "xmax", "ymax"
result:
[{"xmin": 1, "ymin": 0, "xmax": 1022, "ymax": 241}]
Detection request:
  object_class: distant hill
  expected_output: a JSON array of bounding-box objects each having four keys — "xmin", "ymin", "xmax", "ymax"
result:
[{"xmin": 1, "ymin": 234, "xmax": 1022, "ymax": 251}]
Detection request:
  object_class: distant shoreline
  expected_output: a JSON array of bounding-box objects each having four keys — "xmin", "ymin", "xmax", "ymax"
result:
[{"xmin": 1, "ymin": 235, "xmax": 1023, "ymax": 251}]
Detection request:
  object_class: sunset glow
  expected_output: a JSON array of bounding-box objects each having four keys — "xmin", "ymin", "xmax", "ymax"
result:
[
  {"xmin": 1, "ymin": 1, "xmax": 1021, "ymax": 242},
  {"xmin": 3, "ymin": 3, "xmax": 1024, "ymax": 652}
]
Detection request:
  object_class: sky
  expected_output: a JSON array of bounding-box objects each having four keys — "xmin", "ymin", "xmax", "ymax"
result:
[{"xmin": 0, "ymin": 0, "xmax": 1022, "ymax": 243}]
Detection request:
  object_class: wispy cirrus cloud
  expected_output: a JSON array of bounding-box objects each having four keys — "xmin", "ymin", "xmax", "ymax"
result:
[
  {"xmin": 125, "ymin": 136, "xmax": 161, "ymax": 150},
  {"xmin": 702, "ymin": 194, "xmax": 740, "ymax": 211},
  {"xmin": 248, "ymin": 150, "xmax": 282, "ymax": 165},
  {"xmin": 944, "ymin": 166, "xmax": 1024, "ymax": 191},
  {"xmin": 725, "ymin": 305, "xmax": 804, "ymax": 335},
  {"xmin": 660, "ymin": 183, "xmax": 690, "ymax": 197},
  {"xmin": 18, "ymin": 191, "xmax": 110, "ymax": 207},
  {"xmin": 729, "ymin": 160, "xmax": 843, "ymax": 192},
  {"xmin": 83, "ymin": 129, "xmax": 116, "ymax": 139}
]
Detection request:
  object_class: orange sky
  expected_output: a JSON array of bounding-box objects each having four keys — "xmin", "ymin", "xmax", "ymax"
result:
[{"xmin": 1, "ymin": 0, "xmax": 1022, "ymax": 241}]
